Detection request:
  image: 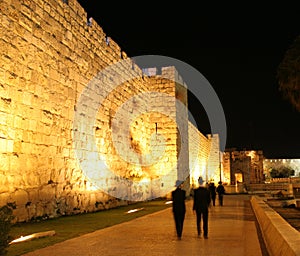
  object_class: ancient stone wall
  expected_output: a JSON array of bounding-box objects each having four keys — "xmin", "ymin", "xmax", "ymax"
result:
[
  {"xmin": 0, "ymin": 0, "xmax": 139, "ymax": 221},
  {"xmin": 0, "ymin": 0, "xmax": 219, "ymax": 222},
  {"xmin": 188, "ymin": 124, "xmax": 221, "ymax": 187},
  {"xmin": 207, "ymin": 134, "xmax": 221, "ymax": 182}
]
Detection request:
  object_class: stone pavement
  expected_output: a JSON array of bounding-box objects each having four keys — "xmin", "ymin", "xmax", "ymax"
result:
[{"xmin": 22, "ymin": 194, "xmax": 267, "ymax": 256}]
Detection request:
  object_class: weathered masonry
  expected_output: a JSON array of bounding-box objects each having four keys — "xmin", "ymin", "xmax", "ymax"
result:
[{"xmin": 0, "ymin": 0, "xmax": 220, "ymax": 222}]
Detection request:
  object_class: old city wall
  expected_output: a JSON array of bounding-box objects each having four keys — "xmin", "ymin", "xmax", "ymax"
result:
[
  {"xmin": 2, "ymin": 0, "xmax": 99, "ymax": 220},
  {"xmin": 188, "ymin": 123, "xmax": 209, "ymax": 185},
  {"xmin": 188, "ymin": 122, "xmax": 220, "ymax": 186},
  {"xmin": 144, "ymin": 67, "xmax": 190, "ymax": 195},
  {"xmin": 0, "ymin": 0, "xmax": 216, "ymax": 222},
  {"xmin": 206, "ymin": 134, "xmax": 221, "ymax": 182},
  {"xmin": 0, "ymin": 0, "xmax": 152, "ymax": 222}
]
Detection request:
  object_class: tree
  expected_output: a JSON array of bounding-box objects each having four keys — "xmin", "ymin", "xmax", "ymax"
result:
[
  {"xmin": 277, "ymin": 35, "xmax": 300, "ymax": 112},
  {"xmin": 270, "ymin": 166, "xmax": 295, "ymax": 178}
]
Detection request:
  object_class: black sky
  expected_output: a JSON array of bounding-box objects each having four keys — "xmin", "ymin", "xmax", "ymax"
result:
[{"xmin": 77, "ymin": 1, "xmax": 300, "ymax": 159}]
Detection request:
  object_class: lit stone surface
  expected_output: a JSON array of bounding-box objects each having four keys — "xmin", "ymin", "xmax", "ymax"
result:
[{"xmin": 0, "ymin": 0, "xmax": 220, "ymax": 222}]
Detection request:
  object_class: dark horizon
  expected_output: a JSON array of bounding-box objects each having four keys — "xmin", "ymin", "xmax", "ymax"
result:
[{"xmin": 77, "ymin": 1, "xmax": 300, "ymax": 159}]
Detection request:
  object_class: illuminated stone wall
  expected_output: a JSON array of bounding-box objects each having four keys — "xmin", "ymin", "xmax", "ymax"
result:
[
  {"xmin": 144, "ymin": 67, "xmax": 190, "ymax": 196},
  {"xmin": 206, "ymin": 134, "xmax": 221, "ymax": 182},
  {"xmin": 188, "ymin": 123, "xmax": 209, "ymax": 186},
  {"xmin": 0, "ymin": 0, "xmax": 136, "ymax": 222},
  {"xmin": 0, "ymin": 0, "xmax": 219, "ymax": 222},
  {"xmin": 188, "ymin": 126, "xmax": 221, "ymax": 186}
]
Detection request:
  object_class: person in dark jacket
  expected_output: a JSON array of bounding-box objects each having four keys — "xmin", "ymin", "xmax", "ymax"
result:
[
  {"xmin": 208, "ymin": 182, "xmax": 217, "ymax": 206},
  {"xmin": 193, "ymin": 177, "xmax": 211, "ymax": 238},
  {"xmin": 172, "ymin": 180, "xmax": 186, "ymax": 240},
  {"xmin": 216, "ymin": 181, "xmax": 225, "ymax": 206}
]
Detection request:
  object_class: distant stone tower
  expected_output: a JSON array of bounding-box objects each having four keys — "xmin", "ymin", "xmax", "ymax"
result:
[{"xmin": 223, "ymin": 149, "xmax": 264, "ymax": 185}]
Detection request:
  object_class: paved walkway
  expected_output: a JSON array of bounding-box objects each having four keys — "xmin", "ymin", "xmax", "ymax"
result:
[{"xmin": 22, "ymin": 194, "xmax": 267, "ymax": 256}]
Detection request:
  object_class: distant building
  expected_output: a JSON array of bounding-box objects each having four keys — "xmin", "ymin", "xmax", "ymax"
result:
[{"xmin": 222, "ymin": 148, "xmax": 265, "ymax": 186}]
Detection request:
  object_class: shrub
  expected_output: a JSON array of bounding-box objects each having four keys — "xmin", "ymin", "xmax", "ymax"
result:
[{"xmin": 0, "ymin": 204, "xmax": 15, "ymax": 255}]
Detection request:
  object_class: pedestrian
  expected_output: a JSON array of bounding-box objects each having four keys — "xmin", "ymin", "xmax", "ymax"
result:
[
  {"xmin": 208, "ymin": 182, "xmax": 217, "ymax": 206},
  {"xmin": 190, "ymin": 184, "xmax": 195, "ymax": 197},
  {"xmin": 172, "ymin": 180, "xmax": 186, "ymax": 240},
  {"xmin": 216, "ymin": 181, "xmax": 225, "ymax": 206},
  {"xmin": 193, "ymin": 177, "xmax": 211, "ymax": 239}
]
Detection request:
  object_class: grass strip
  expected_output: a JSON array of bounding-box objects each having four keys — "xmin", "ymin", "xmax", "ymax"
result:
[{"xmin": 7, "ymin": 199, "xmax": 172, "ymax": 256}]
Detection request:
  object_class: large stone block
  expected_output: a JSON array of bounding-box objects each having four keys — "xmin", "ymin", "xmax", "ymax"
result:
[
  {"xmin": 13, "ymin": 206, "xmax": 29, "ymax": 222},
  {"xmin": 0, "ymin": 192, "xmax": 10, "ymax": 207}
]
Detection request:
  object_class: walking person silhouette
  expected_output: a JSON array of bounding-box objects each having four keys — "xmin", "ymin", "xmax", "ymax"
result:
[
  {"xmin": 216, "ymin": 181, "xmax": 225, "ymax": 206},
  {"xmin": 193, "ymin": 177, "xmax": 211, "ymax": 239},
  {"xmin": 172, "ymin": 180, "xmax": 186, "ymax": 240},
  {"xmin": 208, "ymin": 182, "xmax": 217, "ymax": 206}
]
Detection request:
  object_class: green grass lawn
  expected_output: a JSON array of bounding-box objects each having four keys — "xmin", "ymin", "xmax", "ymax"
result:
[{"xmin": 7, "ymin": 199, "xmax": 172, "ymax": 256}]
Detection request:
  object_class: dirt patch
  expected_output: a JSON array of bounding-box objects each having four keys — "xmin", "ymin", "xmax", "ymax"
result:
[{"xmin": 268, "ymin": 206, "xmax": 300, "ymax": 232}]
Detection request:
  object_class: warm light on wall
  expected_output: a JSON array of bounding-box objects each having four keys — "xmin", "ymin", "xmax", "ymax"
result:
[
  {"xmin": 191, "ymin": 161, "xmax": 219, "ymax": 186},
  {"xmin": 0, "ymin": 0, "xmax": 223, "ymax": 221},
  {"xmin": 246, "ymin": 150, "xmax": 256, "ymax": 159}
]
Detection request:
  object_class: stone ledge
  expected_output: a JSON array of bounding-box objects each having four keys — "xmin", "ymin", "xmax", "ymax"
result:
[{"xmin": 250, "ymin": 196, "xmax": 300, "ymax": 256}]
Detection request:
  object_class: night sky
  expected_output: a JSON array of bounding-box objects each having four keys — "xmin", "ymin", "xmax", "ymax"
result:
[{"xmin": 77, "ymin": 1, "xmax": 300, "ymax": 159}]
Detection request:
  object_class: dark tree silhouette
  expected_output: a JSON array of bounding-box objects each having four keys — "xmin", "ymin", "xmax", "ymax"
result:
[
  {"xmin": 270, "ymin": 167, "xmax": 295, "ymax": 178},
  {"xmin": 277, "ymin": 35, "xmax": 300, "ymax": 112}
]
